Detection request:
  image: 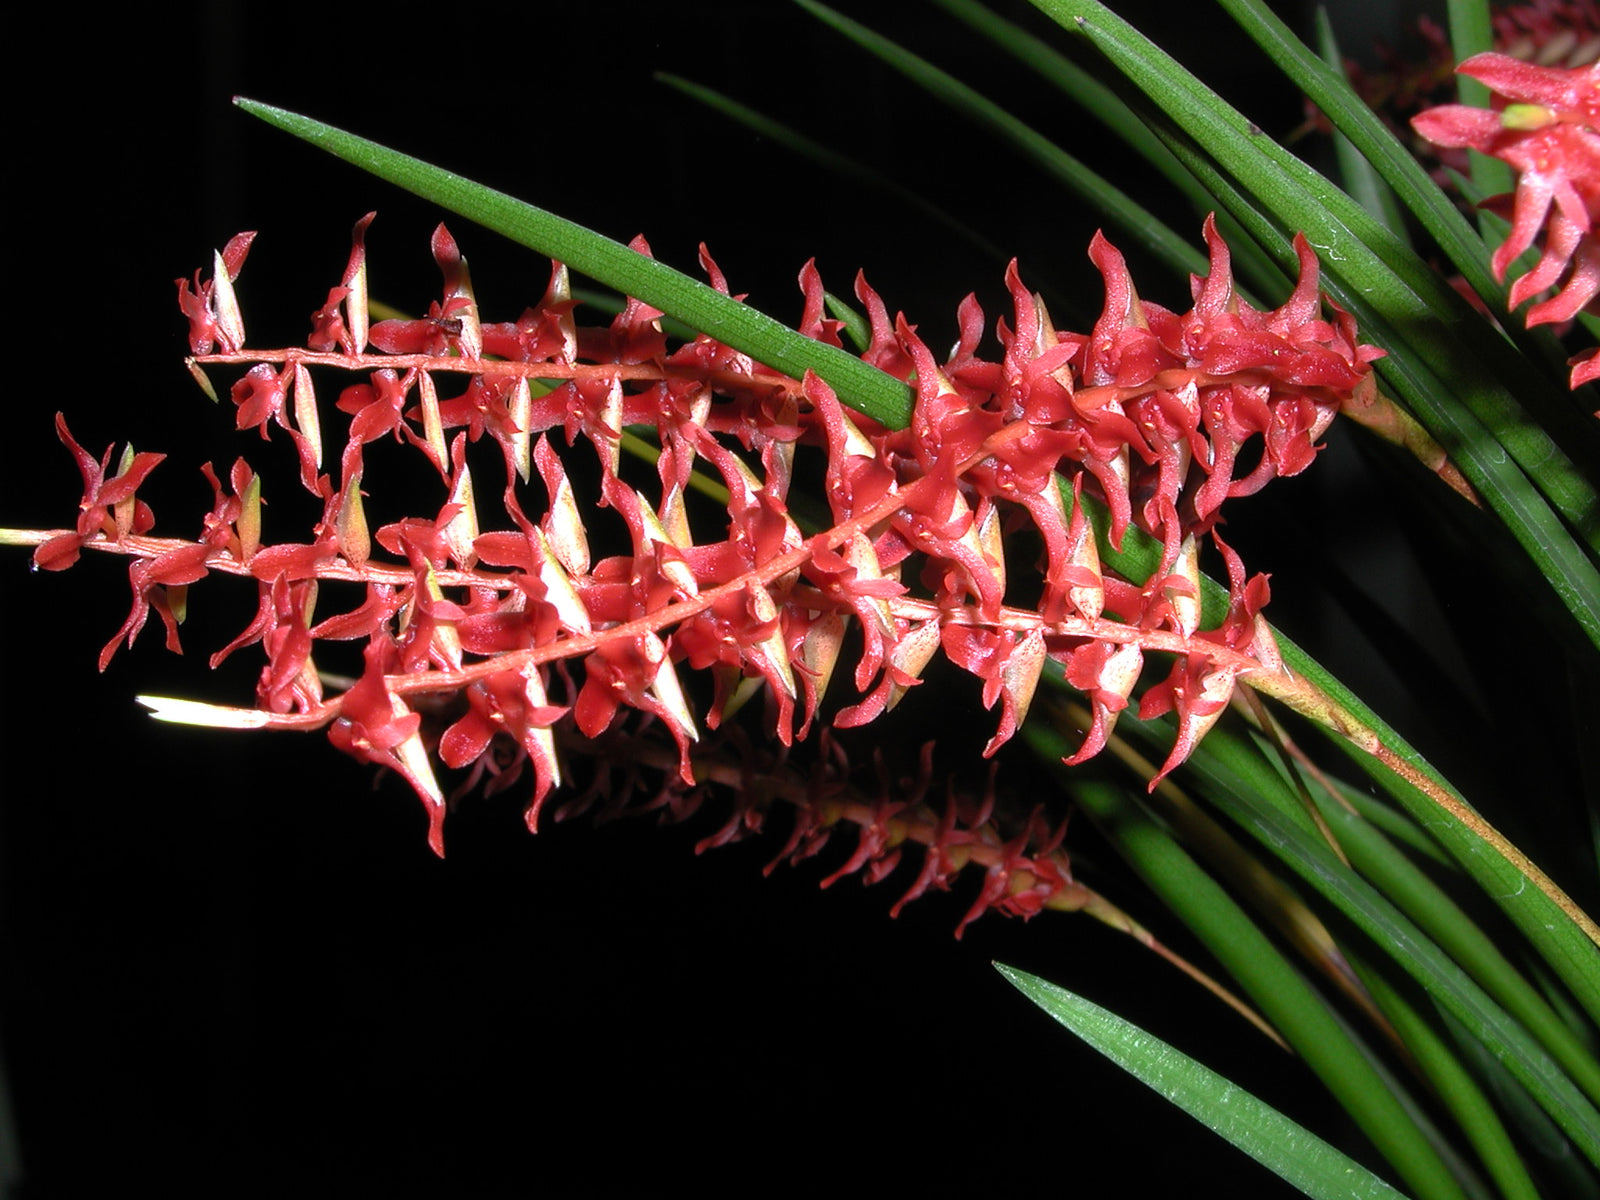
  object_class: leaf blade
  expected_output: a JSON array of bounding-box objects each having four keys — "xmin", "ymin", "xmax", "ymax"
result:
[
  {"xmin": 233, "ymin": 97, "xmax": 916, "ymax": 430},
  {"xmin": 996, "ymin": 963, "xmax": 1409, "ymax": 1200}
]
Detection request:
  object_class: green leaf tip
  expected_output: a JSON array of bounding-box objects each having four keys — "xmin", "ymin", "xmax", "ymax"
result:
[{"xmin": 996, "ymin": 964, "xmax": 1409, "ymax": 1199}]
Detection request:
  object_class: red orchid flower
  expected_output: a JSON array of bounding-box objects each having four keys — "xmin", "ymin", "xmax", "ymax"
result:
[{"xmin": 1413, "ymin": 54, "xmax": 1600, "ymax": 384}]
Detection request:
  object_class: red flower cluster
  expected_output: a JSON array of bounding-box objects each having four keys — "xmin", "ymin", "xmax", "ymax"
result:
[
  {"xmin": 22, "ymin": 214, "xmax": 1377, "ymax": 891},
  {"xmin": 1413, "ymin": 53, "xmax": 1600, "ymax": 385},
  {"xmin": 562, "ymin": 728, "xmax": 1085, "ymax": 938}
]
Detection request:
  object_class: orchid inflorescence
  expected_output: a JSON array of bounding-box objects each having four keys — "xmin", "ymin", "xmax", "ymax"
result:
[{"xmin": 19, "ymin": 214, "xmax": 1378, "ymax": 912}]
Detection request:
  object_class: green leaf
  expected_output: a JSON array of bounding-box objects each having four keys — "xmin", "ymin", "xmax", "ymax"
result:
[
  {"xmin": 1099, "ymin": 706, "xmax": 1600, "ymax": 1165},
  {"xmin": 926, "ymin": 0, "xmax": 1289, "ymax": 295},
  {"xmin": 238, "ymin": 90, "xmax": 1600, "ymax": 1034},
  {"xmin": 996, "ymin": 964, "xmax": 1409, "ymax": 1200},
  {"xmin": 233, "ymin": 98, "xmax": 915, "ymax": 430},
  {"xmin": 1311, "ymin": 10, "xmax": 1410, "ymax": 238},
  {"xmin": 653, "ymin": 71, "xmax": 1012, "ymax": 272},
  {"xmin": 1025, "ymin": 1, "xmax": 1600, "ymax": 651},
  {"xmin": 1061, "ymin": 457, "xmax": 1600, "ymax": 1022},
  {"xmin": 1024, "ymin": 757, "xmax": 1466, "ymax": 1200},
  {"xmin": 1444, "ymin": 0, "xmax": 1518, "ymax": 204},
  {"xmin": 1218, "ymin": 0, "xmax": 1503, "ymax": 311},
  {"xmin": 794, "ymin": 0, "xmax": 1213, "ymax": 282},
  {"xmin": 1345, "ymin": 951, "xmax": 1544, "ymax": 1200}
]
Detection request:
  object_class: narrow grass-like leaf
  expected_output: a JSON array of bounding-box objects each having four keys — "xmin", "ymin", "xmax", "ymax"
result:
[
  {"xmin": 1023, "ymin": 1, "xmax": 1600, "ymax": 645},
  {"xmin": 233, "ymin": 98, "xmax": 915, "ymax": 430},
  {"xmin": 1063, "ymin": 461, "xmax": 1600, "ymax": 1015},
  {"xmin": 793, "ymin": 0, "xmax": 1212, "ymax": 282},
  {"xmin": 926, "ymin": 0, "xmax": 1289, "ymax": 294},
  {"xmin": 1346, "ymin": 952, "xmax": 1543, "ymax": 1200},
  {"xmin": 996, "ymin": 964, "xmax": 1409, "ymax": 1200},
  {"xmin": 1444, "ymin": 0, "xmax": 1518, "ymax": 204},
  {"xmin": 1219, "ymin": 0, "xmax": 1503, "ymax": 309},
  {"xmin": 825, "ymin": 291, "xmax": 870, "ymax": 353},
  {"xmin": 653, "ymin": 71, "xmax": 1012, "ymax": 271},
  {"xmin": 1097, "ymin": 706, "xmax": 1600, "ymax": 1163},
  {"xmin": 1312, "ymin": 10, "xmax": 1410, "ymax": 238},
  {"xmin": 1014, "ymin": 753, "xmax": 1465, "ymax": 1199},
  {"xmin": 1220, "ymin": 0, "xmax": 1586, "ymax": 410},
  {"xmin": 1298, "ymin": 770, "xmax": 1600, "ymax": 1110},
  {"xmin": 237, "ymin": 92, "xmax": 1600, "ymax": 1029},
  {"xmin": 930, "ymin": 0, "xmax": 1178, "ymax": 182},
  {"xmin": 1441, "ymin": 1002, "xmax": 1600, "ymax": 1200}
]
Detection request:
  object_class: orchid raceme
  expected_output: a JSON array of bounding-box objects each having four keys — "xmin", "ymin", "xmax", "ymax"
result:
[{"xmin": 10, "ymin": 213, "xmax": 1375, "ymax": 866}]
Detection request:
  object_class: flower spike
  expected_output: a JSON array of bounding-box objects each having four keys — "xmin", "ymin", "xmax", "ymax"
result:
[{"xmin": 13, "ymin": 215, "xmax": 1377, "ymax": 872}]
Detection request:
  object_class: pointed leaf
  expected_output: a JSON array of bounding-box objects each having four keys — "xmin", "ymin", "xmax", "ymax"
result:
[{"xmin": 996, "ymin": 965, "xmax": 1407, "ymax": 1200}]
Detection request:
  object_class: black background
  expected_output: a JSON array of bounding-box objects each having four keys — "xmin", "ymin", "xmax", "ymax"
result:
[{"xmin": 0, "ymin": 1, "xmax": 1478, "ymax": 1196}]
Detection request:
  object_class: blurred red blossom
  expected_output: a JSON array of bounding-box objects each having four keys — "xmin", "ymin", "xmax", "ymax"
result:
[{"xmin": 1413, "ymin": 54, "xmax": 1600, "ymax": 385}]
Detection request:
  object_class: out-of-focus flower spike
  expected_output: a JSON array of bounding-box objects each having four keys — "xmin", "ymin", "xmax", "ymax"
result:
[
  {"xmin": 498, "ymin": 375, "xmax": 531, "ymax": 485},
  {"xmin": 535, "ymin": 435, "xmax": 590, "ymax": 576},
  {"xmin": 185, "ymin": 358, "xmax": 220, "ymax": 403},
  {"xmin": 336, "ymin": 473, "xmax": 370, "ymax": 567},
  {"xmin": 212, "ymin": 247, "xmax": 247, "ymax": 354},
  {"xmin": 291, "ymin": 362, "xmax": 323, "ymax": 473},
  {"xmin": 416, "ymin": 370, "xmax": 450, "ymax": 481},
  {"xmin": 431, "ymin": 224, "xmax": 482, "ymax": 362},
  {"xmin": 237, "ymin": 469, "xmax": 262, "ymax": 564},
  {"xmin": 442, "ymin": 439, "xmax": 479, "ymax": 570},
  {"xmin": 343, "ymin": 213, "xmax": 375, "ymax": 354}
]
